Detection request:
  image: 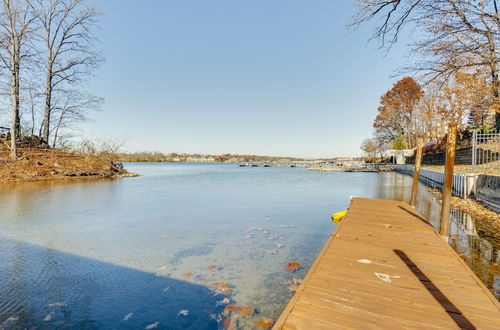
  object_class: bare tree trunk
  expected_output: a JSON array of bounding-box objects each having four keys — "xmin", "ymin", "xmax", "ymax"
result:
[
  {"xmin": 9, "ymin": 48, "xmax": 19, "ymax": 159},
  {"xmin": 491, "ymin": 64, "xmax": 500, "ymax": 129},
  {"xmin": 52, "ymin": 110, "xmax": 65, "ymax": 148},
  {"xmin": 439, "ymin": 125, "xmax": 457, "ymax": 239},
  {"xmin": 410, "ymin": 135, "xmax": 424, "ymax": 206},
  {"xmin": 42, "ymin": 68, "xmax": 52, "ymax": 145}
]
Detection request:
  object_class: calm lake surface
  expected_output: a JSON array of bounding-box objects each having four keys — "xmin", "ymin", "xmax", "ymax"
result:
[{"xmin": 0, "ymin": 163, "xmax": 498, "ymax": 329}]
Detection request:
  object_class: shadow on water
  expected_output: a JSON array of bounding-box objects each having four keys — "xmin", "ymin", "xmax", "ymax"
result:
[{"xmin": 0, "ymin": 237, "xmax": 223, "ymax": 330}]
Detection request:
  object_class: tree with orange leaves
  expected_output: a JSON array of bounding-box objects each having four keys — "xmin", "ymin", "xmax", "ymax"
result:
[{"xmin": 374, "ymin": 77, "xmax": 424, "ymax": 149}]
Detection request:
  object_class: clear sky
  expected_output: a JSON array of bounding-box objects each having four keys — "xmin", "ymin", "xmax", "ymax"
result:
[{"xmin": 83, "ymin": 0, "xmax": 411, "ymax": 158}]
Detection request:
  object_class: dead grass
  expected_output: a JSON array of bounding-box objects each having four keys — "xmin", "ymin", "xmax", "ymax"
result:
[
  {"xmin": 0, "ymin": 145, "xmax": 133, "ymax": 184},
  {"xmin": 423, "ymin": 161, "xmax": 500, "ymax": 175}
]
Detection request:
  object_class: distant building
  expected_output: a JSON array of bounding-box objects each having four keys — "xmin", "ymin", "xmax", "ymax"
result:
[
  {"xmin": 334, "ymin": 158, "xmax": 362, "ymax": 167},
  {"xmin": 383, "ymin": 149, "xmax": 415, "ymax": 164}
]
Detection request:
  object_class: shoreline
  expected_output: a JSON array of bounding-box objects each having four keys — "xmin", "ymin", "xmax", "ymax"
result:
[
  {"xmin": 426, "ymin": 187, "xmax": 500, "ymax": 241},
  {"xmin": 0, "ymin": 146, "xmax": 138, "ymax": 185}
]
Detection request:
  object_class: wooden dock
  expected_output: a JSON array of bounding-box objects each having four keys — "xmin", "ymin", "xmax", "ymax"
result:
[{"xmin": 273, "ymin": 197, "xmax": 500, "ymax": 329}]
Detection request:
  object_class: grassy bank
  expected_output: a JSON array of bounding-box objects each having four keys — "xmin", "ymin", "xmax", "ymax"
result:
[{"xmin": 0, "ymin": 145, "xmax": 135, "ymax": 184}]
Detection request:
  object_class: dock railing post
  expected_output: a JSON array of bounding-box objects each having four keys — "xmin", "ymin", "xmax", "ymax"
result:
[
  {"xmin": 439, "ymin": 125, "xmax": 457, "ymax": 239},
  {"xmin": 410, "ymin": 136, "xmax": 424, "ymax": 207}
]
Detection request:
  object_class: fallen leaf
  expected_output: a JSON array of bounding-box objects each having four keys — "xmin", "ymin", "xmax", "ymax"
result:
[
  {"xmin": 224, "ymin": 318, "xmax": 231, "ymax": 328},
  {"xmin": 217, "ymin": 288, "xmax": 233, "ymax": 295},
  {"xmin": 255, "ymin": 318, "xmax": 274, "ymax": 329},
  {"xmin": 225, "ymin": 305, "xmax": 254, "ymax": 315},
  {"xmin": 178, "ymin": 310, "xmax": 189, "ymax": 316},
  {"xmin": 183, "ymin": 273, "xmax": 192, "ymax": 277},
  {"xmin": 145, "ymin": 321, "xmax": 160, "ymax": 329},
  {"xmin": 212, "ymin": 282, "xmax": 233, "ymax": 295},
  {"xmin": 237, "ymin": 307, "xmax": 253, "ymax": 315},
  {"xmin": 286, "ymin": 278, "xmax": 302, "ymax": 292},
  {"xmin": 208, "ymin": 265, "xmax": 217, "ymax": 270},
  {"xmin": 285, "ymin": 262, "xmax": 302, "ymax": 272},
  {"xmin": 212, "ymin": 282, "xmax": 231, "ymax": 287}
]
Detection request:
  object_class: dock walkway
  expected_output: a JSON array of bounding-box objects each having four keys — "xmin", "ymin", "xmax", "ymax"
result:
[{"xmin": 273, "ymin": 198, "xmax": 500, "ymax": 329}]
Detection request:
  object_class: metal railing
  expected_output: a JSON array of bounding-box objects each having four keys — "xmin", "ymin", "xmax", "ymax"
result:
[
  {"xmin": 392, "ymin": 165, "xmax": 478, "ymax": 199},
  {"xmin": 472, "ymin": 129, "xmax": 500, "ymax": 173}
]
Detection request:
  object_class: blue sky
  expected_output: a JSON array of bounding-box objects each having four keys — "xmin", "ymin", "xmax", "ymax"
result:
[{"xmin": 83, "ymin": 0, "xmax": 411, "ymax": 158}]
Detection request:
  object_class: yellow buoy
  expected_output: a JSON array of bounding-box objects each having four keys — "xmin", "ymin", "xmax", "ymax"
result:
[{"xmin": 331, "ymin": 210, "xmax": 347, "ymax": 224}]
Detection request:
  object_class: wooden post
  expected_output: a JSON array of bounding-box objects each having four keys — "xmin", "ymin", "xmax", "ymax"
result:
[
  {"xmin": 439, "ymin": 124, "xmax": 458, "ymax": 238},
  {"xmin": 410, "ymin": 136, "xmax": 424, "ymax": 206}
]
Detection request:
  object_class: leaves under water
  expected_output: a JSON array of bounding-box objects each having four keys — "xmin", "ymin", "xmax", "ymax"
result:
[
  {"xmin": 286, "ymin": 278, "xmax": 302, "ymax": 292},
  {"xmin": 212, "ymin": 282, "xmax": 231, "ymax": 287},
  {"xmin": 285, "ymin": 262, "xmax": 302, "ymax": 272},
  {"xmin": 255, "ymin": 318, "xmax": 274, "ymax": 329},
  {"xmin": 145, "ymin": 321, "xmax": 160, "ymax": 329},
  {"xmin": 211, "ymin": 282, "xmax": 233, "ymax": 295},
  {"xmin": 178, "ymin": 310, "xmax": 189, "ymax": 317},
  {"xmin": 225, "ymin": 305, "xmax": 254, "ymax": 315}
]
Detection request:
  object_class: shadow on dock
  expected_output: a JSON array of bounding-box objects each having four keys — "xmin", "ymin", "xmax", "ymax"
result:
[{"xmin": 394, "ymin": 249, "xmax": 476, "ymax": 330}]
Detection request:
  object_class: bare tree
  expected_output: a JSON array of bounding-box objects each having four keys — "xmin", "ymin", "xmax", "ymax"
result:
[
  {"xmin": 352, "ymin": 0, "xmax": 500, "ymax": 127},
  {"xmin": 360, "ymin": 138, "xmax": 377, "ymax": 157},
  {"xmin": 49, "ymin": 89, "xmax": 102, "ymax": 147},
  {"xmin": 0, "ymin": 0, "xmax": 38, "ymax": 158},
  {"xmin": 20, "ymin": 77, "xmax": 42, "ymax": 136},
  {"xmin": 32, "ymin": 0, "xmax": 101, "ymax": 146}
]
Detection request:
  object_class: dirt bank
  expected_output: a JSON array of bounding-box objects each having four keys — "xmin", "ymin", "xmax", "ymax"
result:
[{"xmin": 0, "ymin": 146, "xmax": 136, "ymax": 184}]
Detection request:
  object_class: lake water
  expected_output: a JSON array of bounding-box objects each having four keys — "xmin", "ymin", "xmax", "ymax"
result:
[{"xmin": 0, "ymin": 163, "xmax": 498, "ymax": 329}]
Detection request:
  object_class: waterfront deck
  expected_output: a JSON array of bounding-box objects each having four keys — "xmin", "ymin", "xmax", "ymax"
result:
[{"xmin": 273, "ymin": 197, "xmax": 500, "ymax": 329}]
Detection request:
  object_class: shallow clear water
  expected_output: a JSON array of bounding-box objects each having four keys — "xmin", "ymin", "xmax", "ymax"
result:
[{"xmin": 0, "ymin": 163, "xmax": 497, "ymax": 329}]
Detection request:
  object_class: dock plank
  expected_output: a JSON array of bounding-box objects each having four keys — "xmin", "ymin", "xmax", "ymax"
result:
[{"xmin": 273, "ymin": 197, "xmax": 500, "ymax": 329}]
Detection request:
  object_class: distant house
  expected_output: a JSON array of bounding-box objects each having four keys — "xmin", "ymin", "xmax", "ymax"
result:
[
  {"xmin": 334, "ymin": 158, "xmax": 362, "ymax": 167},
  {"xmin": 383, "ymin": 149, "xmax": 415, "ymax": 164}
]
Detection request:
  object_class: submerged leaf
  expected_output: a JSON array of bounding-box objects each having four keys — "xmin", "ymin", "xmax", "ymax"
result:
[
  {"xmin": 255, "ymin": 318, "xmax": 274, "ymax": 329},
  {"xmin": 212, "ymin": 282, "xmax": 231, "ymax": 287},
  {"xmin": 178, "ymin": 310, "xmax": 189, "ymax": 316},
  {"xmin": 225, "ymin": 305, "xmax": 254, "ymax": 315},
  {"xmin": 285, "ymin": 262, "xmax": 302, "ymax": 272},
  {"xmin": 145, "ymin": 321, "xmax": 160, "ymax": 329},
  {"xmin": 211, "ymin": 282, "xmax": 233, "ymax": 295}
]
